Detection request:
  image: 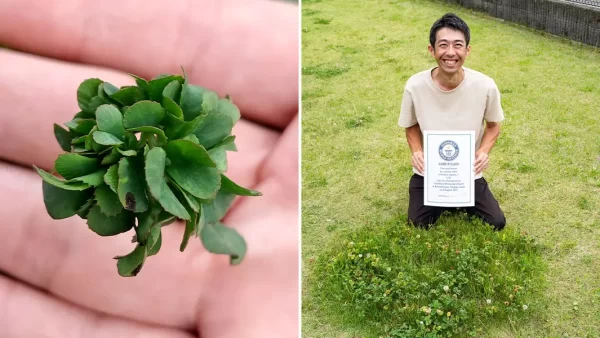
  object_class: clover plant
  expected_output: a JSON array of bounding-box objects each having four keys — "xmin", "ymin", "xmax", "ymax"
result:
[{"xmin": 36, "ymin": 70, "xmax": 260, "ymax": 277}]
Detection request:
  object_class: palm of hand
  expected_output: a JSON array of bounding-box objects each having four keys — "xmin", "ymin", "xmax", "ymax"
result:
[{"xmin": 0, "ymin": 1, "xmax": 298, "ymax": 337}]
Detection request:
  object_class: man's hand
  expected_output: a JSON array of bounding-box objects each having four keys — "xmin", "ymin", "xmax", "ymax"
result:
[
  {"xmin": 475, "ymin": 121, "xmax": 501, "ymax": 175},
  {"xmin": 474, "ymin": 151, "xmax": 490, "ymax": 175},
  {"xmin": 405, "ymin": 124, "xmax": 424, "ymax": 175},
  {"xmin": 412, "ymin": 151, "xmax": 425, "ymax": 175}
]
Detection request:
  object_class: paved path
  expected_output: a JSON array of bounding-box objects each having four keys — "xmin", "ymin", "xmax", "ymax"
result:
[{"xmin": 562, "ymin": 0, "xmax": 600, "ymax": 8}]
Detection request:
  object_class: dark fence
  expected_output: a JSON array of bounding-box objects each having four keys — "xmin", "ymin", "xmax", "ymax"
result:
[{"xmin": 444, "ymin": 0, "xmax": 600, "ymax": 47}]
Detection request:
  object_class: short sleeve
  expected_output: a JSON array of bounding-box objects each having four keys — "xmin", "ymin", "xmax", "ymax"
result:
[
  {"xmin": 484, "ymin": 80, "xmax": 505, "ymax": 123},
  {"xmin": 398, "ymin": 89, "xmax": 417, "ymax": 128}
]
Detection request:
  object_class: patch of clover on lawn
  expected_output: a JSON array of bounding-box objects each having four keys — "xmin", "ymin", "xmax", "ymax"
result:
[{"xmin": 311, "ymin": 215, "xmax": 545, "ymax": 337}]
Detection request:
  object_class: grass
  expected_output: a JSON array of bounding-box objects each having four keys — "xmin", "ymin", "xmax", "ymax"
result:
[{"xmin": 301, "ymin": 0, "xmax": 600, "ymax": 337}]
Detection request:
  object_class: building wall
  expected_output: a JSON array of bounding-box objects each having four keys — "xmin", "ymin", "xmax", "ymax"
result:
[{"xmin": 446, "ymin": 0, "xmax": 600, "ymax": 47}]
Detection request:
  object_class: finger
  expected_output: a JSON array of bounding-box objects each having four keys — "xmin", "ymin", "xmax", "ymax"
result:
[
  {"xmin": 0, "ymin": 49, "xmax": 131, "ymax": 168},
  {"xmin": 0, "ymin": 275, "xmax": 195, "ymax": 338},
  {"xmin": 412, "ymin": 155, "xmax": 420, "ymax": 167},
  {"xmin": 255, "ymin": 115, "xmax": 298, "ymax": 193},
  {"xmin": 225, "ymin": 114, "xmax": 298, "ymax": 224},
  {"xmin": 480, "ymin": 157, "xmax": 489, "ymax": 168},
  {"xmin": 417, "ymin": 156, "xmax": 425, "ymax": 173},
  {"xmin": 0, "ymin": 0, "xmax": 298, "ymax": 130},
  {"xmin": 0, "ymin": 49, "xmax": 279, "ymax": 188},
  {"xmin": 412, "ymin": 157, "xmax": 421, "ymax": 174},
  {"xmin": 416, "ymin": 163, "xmax": 424, "ymax": 174},
  {"xmin": 475, "ymin": 163, "xmax": 484, "ymax": 174},
  {"xmin": 474, "ymin": 157, "xmax": 483, "ymax": 169},
  {"xmin": 0, "ymin": 162, "xmax": 208, "ymax": 329},
  {"xmin": 198, "ymin": 118, "xmax": 299, "ymax": 338}
]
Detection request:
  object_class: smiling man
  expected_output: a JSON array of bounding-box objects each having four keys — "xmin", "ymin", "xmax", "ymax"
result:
[{"xmin": 398, "ymin": 13, "xmax": 506, "ymax": 231}]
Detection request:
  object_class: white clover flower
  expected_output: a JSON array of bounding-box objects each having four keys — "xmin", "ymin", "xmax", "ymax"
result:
[
  {"xmin": 486, "ymin": 299, "xmax": 492, "ymax": 304},
  {"xmin": 523, "ymin": 304, "xmax": 528, "ymax": 310},
  {"xmin": 436, "ymin": 309, "xmax": 443, "ymax": 316},
  {"xmin": 387, "ymin": 267, "xmax": 392, "ymax": 272},
  {"xmin": 443, "ymin": 285, "xmax": 450, "ymax": 292},
  {"xmin": 349, "ymin": 242, "xmax": 354, "ymax": 246},
  {"xmin": 420, "ymin": 321, "xmax": 424, "ymax": 325},
  {"xmin": 358, "ymin": 254, "xmax": 363, "ymax": 258},
  {"xmin": 416, "ymin": 234, "xmax": 421, "ymax": 239}
]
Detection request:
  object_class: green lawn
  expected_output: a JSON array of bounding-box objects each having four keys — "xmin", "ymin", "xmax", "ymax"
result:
[{"xmin": 301, "ymin": 0, "xmax": 600, "ymax": 337}]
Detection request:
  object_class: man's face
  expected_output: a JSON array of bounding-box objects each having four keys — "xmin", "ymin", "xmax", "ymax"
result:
[{"xmin": 428, "ymin": 28, "xmax": 471, "ymax": 74}]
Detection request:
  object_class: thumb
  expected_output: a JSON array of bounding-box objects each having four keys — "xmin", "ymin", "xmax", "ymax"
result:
[{"xmin": 0, "ymin": 0, "xmax": 298, "ymax": 130}]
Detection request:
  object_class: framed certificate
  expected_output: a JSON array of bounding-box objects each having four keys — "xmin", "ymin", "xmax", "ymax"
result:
[{"xmin": 423, "ymin": 130, "xmax": 475, "ymax": 207}]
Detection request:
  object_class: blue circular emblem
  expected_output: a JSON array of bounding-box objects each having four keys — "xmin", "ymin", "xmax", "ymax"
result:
[{"xmin": 438, "ymin": 140, "xmax": 459, "ymax": 161}]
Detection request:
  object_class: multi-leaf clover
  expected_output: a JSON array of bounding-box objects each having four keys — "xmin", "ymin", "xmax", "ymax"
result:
[{"xmin": 36, "ymin": 70, "xmax": 261, "ymax": 277}]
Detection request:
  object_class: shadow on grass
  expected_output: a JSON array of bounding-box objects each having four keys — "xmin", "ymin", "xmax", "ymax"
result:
[
  {"xmin": 302, "ymin": 64, "xmax": 350, "ymax": 79},
  {"xmin": 305, "ymin": 212, "xmax": 548, "ymax": 338}
]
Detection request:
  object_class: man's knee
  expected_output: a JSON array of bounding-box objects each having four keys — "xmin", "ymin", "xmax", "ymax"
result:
[
  {"xmin": 486, "ymin": 215, "xmax": 506, "ymax": 231},
  {"xmin": 408, "ymin": 215, "xmax": 437, "ymax": 230}
]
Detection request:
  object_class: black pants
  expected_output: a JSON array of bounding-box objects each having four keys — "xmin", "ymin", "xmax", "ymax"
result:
[{"xmin": 408, "ymin": 174, "xmax": 506, "ymax": 231}]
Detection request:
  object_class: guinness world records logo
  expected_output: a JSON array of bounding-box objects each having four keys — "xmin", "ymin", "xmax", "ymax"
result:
[{"xmin": 438, "ymin": 140, "xmax": 459, "ymax": 161}]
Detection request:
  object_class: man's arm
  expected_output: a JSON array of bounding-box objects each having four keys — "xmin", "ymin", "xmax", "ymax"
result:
[
  {"xmin": 406, "ymin": 123, "xmax": 424, "ymax": 174},
  {"xmin": 474, "ymin": 121, "xmax": 501, "ymax": 174}
]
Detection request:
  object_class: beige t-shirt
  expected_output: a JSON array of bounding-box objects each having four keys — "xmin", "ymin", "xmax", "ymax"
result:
[{"xmin": 398, "ymin": 67, "xmax": 504, "ymax": 179}]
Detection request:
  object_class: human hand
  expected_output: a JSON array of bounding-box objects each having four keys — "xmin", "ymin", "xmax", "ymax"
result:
[
  {"xmin": 0, "ymin": 0, "xmax": 298, "ymax": 337},
  {"xmin": 411, "ymin": 151, "xmax": 425, "ymax": 175},
  {"xmin": 474, "ymin": 151, "xmax": 490, "ymax": 175}
]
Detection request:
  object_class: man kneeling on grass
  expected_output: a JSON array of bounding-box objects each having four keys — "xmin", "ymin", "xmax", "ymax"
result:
[{"xmin": 398, "ymin": 13, "xmax": 506, "ymax": 231}]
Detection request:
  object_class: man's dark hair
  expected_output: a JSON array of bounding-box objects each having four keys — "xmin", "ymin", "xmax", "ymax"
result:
[{"xmin": 429, "ymin": 13, "xmax": 470, "ymax": 48}]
